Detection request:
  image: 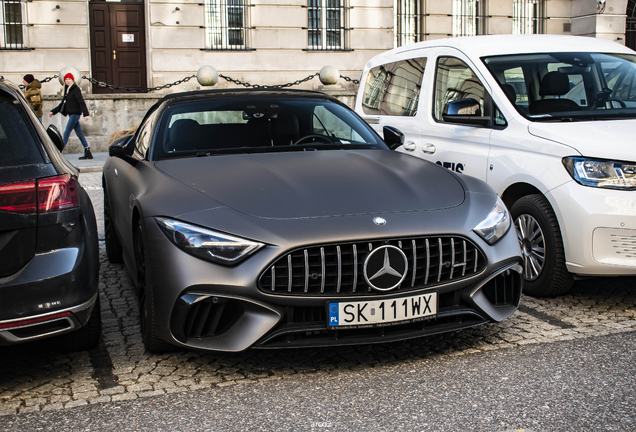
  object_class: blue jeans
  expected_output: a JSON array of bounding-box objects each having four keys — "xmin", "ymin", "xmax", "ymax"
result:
[{"xmin": 63, "ymin": 114, "xmax": 89, "ymax": 150}]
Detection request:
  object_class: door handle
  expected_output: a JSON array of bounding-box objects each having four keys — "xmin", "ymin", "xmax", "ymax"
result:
[
  {"xmin": 113, "ymin": 50, "xmax": 116, "ymax": 60},
  {"xmin": 421, "ymin": 143, "xmax": 436, "ymax": 154},
  {"xmin": 403, "ymin": 141, "xmax": 416, "ymax": 152}
]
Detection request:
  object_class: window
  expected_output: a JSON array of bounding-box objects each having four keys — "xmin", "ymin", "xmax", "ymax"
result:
[
  {"xmin": 308, "ymin": 0, "xmax": 347, "ymax": 51},
  {"xmin": 513, "ymin": 0, "xmax": 545, "ymax": 34},
  {"xmin": 0, "ymin": 0, "xmax": 25, "ymax": 50},
  {"xmin": 452, "ymin": 0, "xmax": 483, "ymax": 37},
  {"xmin": 205, "ymin": 0, "xmax": 249, "ymax": 50},
  {"xmin": 434, "ymin": 57, "xmax": 485, "ymax": 121},
  {"xmin": 362, "ymin": 58, "xmax": 427, "ymax": 116},
  {"xmin": 394, "ymin": 0, "xmax": 420, "ymax": 48}
]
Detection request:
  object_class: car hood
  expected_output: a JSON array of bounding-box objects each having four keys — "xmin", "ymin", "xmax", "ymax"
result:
[
  {"xmin": 154, "ymin": 150, "xmax": 465, "ymax": 219},
  {"xmin": 528, "ymin": 119, "xmax": 636, "ymax": 161}
]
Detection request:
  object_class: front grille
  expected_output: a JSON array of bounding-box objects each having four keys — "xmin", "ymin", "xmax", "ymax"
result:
[{"xmin": 258, "ymin": 236, "xmax": 486, "ymax": 296}]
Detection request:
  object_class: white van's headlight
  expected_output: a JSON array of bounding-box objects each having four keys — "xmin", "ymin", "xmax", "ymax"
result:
[
  {"xmin": 155, "ymin": 218, "xmax": 264, "ymax": 265},
  {"xmin": 473, "ymin": 197, "xmax": 511, "ymax": 245},
  {"xmin": 563, "ymin": 157, "xmax": 636, "ymax": 190}
]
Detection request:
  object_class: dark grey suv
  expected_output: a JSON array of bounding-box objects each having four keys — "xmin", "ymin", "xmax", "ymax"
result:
[{"xmin": 0, "ymin": 77, "xmax": 101, "ymax": 351}]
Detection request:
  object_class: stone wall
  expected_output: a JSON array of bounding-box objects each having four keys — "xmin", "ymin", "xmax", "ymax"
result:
[{"xmin": 43, "ymin": 88, "xmax": 358, "ymax": 154}]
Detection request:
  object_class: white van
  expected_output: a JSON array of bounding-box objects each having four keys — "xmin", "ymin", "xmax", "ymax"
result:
[{"xmin": 355, "ymin": 35, "xmax": 636, "ymax": 297}]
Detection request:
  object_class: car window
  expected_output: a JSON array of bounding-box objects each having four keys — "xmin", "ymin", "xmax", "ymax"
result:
[
  {"xmin": 361, "ymin": 58, "xmax": 426, "ymax": 116},
  {"xmin": 434, "ymin": 57, "xmax": 485, "ymax": 122},
  {"xmin": 483, "ymin": 52, "xmax": 636, "ymax": 119},
  {"xmin": 153, "ymin": 98, "xmax": 386, "ymax": 160},
  {"xmin": 0, "ymin": 96, "xmax": 43, "ymax": 168},
  {"xmin": 313, "ymin": 106, "xmax": 365, "ymax": 142}
]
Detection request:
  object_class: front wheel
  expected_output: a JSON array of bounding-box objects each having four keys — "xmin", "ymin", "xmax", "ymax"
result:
[
  {"xmin": 135, "ymin": 220, "xmax": 176, "ymax": 353},
  {"xmin": 511, "ymin": 194, "xmax": 573, "ymax": 297}
]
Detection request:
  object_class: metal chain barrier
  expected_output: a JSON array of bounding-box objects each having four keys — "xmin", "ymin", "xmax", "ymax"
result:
[
  {"xmin": 340, "ymin": 74, "xmax": 360, "ymax": 85},
  {"xmin": 82, "ymin": 74, "xmax": 197, "ymax": 93},
  {"xmin": 16, "ymin": 71, "xmax": 359, "ymax": 91},
  {"xmin": 219, "ymin": 73, "xmax": 319, "ymax": 89}
]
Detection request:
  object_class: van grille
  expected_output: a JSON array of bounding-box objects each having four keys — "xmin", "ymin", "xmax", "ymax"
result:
[{"xmin": 258, "ymin": 236, "xmax": 486, "ymax": 296}]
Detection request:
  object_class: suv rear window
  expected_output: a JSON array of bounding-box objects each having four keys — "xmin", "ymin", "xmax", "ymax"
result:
[{"xmin": 0, "ymin": 96, "xmax": 43, "ymax": 168}]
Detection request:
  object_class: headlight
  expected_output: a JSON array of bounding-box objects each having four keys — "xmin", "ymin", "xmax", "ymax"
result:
[
  {"xmin": 563, "ymin": 157, "xmax": 636, "ymax": 190},
  {"xmin": 155, "ymin": 218, "xmax": 264, "ymax": 265},
  {"xmin": 473, "ymin": 197, "xmax": 511, "ymax": 245}
]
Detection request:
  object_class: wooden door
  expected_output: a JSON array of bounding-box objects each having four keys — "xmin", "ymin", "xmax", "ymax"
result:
[{"xmin": 89, "ymin": 2, "xmax": 148, "ymax": 93}]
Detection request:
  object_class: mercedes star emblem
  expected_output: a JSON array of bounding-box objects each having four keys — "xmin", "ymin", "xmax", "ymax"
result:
[
  {"xmin": 363, "ymin": 245, "xmax": 408, "ymax": 291},
  {"xmin": 373, "ymin": 217, "xmax": 387, "ymax": 226}
]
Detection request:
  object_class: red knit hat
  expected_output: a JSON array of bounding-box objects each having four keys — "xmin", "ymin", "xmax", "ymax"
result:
[{"xmin": 63, "ymin": 73, "xmax": 75, "ymax": 81}]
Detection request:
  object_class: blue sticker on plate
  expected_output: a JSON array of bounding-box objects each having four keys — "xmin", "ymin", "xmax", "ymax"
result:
[{"xmin": 328, "ymin": 303, "xmax": 339, "ymax": 325}]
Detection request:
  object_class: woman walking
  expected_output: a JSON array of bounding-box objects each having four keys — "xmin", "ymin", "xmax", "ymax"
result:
[{"xmin": 48, "ymin": 73, "xmax": 92, "ymax": 159}]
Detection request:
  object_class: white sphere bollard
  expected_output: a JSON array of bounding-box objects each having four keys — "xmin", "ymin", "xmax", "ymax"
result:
[
  {"xmin": 58, "ymin": 66, "xmax": 82, "ymax": 85},
  {"xmin": 319, "ymin": 66, "xmax": 340, "ymax": 85},
  {"xmin": 197, "ymin": 65, "xmax": 219, "ymax": 87}
]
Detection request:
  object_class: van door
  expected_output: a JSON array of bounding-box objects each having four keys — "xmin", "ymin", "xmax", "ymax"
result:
[
  {"xmin": 357, "ymin": 57, "xmax": 427, "ymax": 155},
  {"xmin": 416, "ymin": 53, "xmax": 492, "ymax": 180}
]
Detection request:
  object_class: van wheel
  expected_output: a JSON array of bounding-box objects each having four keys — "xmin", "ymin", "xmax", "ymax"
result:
[
  {"xmin": 511, "ymin": 194, "xmax": 573, "ymax": 297},
  {"xmin": 104, "ymin": 184, "xmax": 123, "ymax": 264}
]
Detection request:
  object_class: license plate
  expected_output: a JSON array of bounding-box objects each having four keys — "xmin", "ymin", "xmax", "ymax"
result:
[{"xmin": 328, "ymin": 292, "xmax": 437, "ymax": 329}]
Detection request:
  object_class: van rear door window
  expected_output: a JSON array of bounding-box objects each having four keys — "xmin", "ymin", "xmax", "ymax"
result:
[{"xmin": 361, "ymin": 58, "xmax": 427, "ymax": 116}]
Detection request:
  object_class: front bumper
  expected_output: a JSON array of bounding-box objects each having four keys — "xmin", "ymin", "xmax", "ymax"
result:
[
  {"xmin": 548, "ymin": 181, "xmax": 636, "ymax": 276},
  {"xmin": 143, "ymin": 215, "xmax": 524, "ymax": 352}
]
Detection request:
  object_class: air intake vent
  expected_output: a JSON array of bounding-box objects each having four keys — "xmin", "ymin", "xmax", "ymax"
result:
[
  {"xmin": 480, "ymin": 268, "xmax": 522, "ymax": 307},
  {"xmin": 176, "ymin": 298, "xmax": 244, "ymax": 341},
  {"xmin": 259, "ymin": 236, "xmax": 486, "ymax": 296}
]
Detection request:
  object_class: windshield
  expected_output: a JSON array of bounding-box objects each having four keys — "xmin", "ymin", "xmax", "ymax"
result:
[
  {"xmin": 152, "ymin": 97, "xmax": 387, "ymax": 160},
  {"xmin": 482, "ymin": 52, "xmax": 636, "ymax": 121}
]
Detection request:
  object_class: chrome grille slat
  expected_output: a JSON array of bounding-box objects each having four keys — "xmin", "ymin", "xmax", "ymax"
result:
[
  {"xmin": 304, "ymin": 249, "xmax": 309, "ymax": 293},
  {"xmin": 259, "ymin": 236, "xmax": 486, "ymax": 296},
  {"xmin": 411, "ymin": 239, "xmax": 416, "ymax": 287},
  {"xmin": 336, "ymin": 246, "xmax": 342, "ymax": 293},
  {"xmin": 320, "ymin": 247, "xmax": 326, "ymax": 293},
  {"xmin": 437, "ymin": 238, "xmax": 443, "ymax": 283},
  {"xmin": 352, "ymin": 244, "xmax": 358, "ymax": 293}
]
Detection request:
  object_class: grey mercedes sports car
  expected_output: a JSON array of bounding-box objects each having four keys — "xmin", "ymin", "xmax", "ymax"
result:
[{"xmin": 103, "ymin": 89, "xmax": 523, "ymax": 353}]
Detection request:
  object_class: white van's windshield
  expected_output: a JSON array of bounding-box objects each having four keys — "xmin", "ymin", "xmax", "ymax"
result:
[{"xmin": 482, "ymin": 52, "xmax": 636, "ymax": 121}]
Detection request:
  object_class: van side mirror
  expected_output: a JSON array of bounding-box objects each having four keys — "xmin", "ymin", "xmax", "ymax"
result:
[
  {"xmin": 383, "ymin": 126, "xmax": 405, "ymax": 150},
  {"xmin": 109, "ymin": 135, "xmax": 134, "ymax": 157},
  {"xmin": 442, "ymin": 98, "xmax": 490, "ymax": 126},
  {"xmin": 46, "ymin": 125, "xmax": 64, "ymax": 152}
]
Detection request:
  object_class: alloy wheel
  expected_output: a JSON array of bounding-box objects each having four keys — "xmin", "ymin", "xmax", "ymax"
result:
[{"xmin": 515, "ymin": 214, "xmax": 546, "ymax": 281}]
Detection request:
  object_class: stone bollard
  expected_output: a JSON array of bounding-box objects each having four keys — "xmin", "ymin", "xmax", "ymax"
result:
[
  {"xmin": 319, "ymin": 66, "xmax": 340, "ymax": 85},
  {"xmin": 58, "ymin": 66, "xmax": 82, "ymax": 85},
  {"xmin": 197, "ymin": 66, "xmax": 219, "ymax": 87}
]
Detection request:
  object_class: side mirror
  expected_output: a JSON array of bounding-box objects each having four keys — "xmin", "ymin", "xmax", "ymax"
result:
[
  {"xmin": 46, "ymin": 125, "xmax": 64, "ymax": 152},
  {"xmin": 109, "ymin": 135, "xmax": 134, "ymax": 157},
  {"xmin": 442, "ymin": 98, "xmax": 490, "ymax": 126},
  {"xmin": 383, "ymin": 126, "xmax": 405, "ymax": 150}
]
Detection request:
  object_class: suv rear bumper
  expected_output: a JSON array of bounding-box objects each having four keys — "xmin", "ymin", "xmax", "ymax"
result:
[{"xmin": 0, "ymin": 244, "xmax": 99, "ymax": 345}]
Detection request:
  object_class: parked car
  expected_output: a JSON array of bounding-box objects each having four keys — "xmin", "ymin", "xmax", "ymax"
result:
[
  {"xmin": 355, "ymin": 35, "xmax": 636, "ymax": 297},
  {"xmin": 103, "ymin": 88, "xmax": 522, "ymax": 353},
  {"xmin": 0, "ymin": 77, "xmax": 101, "ymax": 351}
]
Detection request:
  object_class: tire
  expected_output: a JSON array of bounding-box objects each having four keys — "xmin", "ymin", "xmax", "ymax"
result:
[
  {"xmin": 511, "ymin": 194, "xmax": 574, "ymax": 297},
  {"xmin": 57, "ymin": 296, "xmax": 102, "ymax": 352},
  {"xmin": 135, "ymin": 220, "xmax": 176, "ymax": 353},
  {"xmin": 104, "ymin": 183, "xmax": 124, "ymax": 264}
]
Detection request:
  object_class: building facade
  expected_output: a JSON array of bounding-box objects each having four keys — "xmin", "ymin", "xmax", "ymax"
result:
[{"xmin": 0, "ymin": 0, "xmax": 632, "ymax": 95}]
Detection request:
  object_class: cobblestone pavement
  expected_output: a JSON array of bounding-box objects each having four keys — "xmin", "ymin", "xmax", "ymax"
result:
[{"xmin": 0, "ymin": 173, "xmax": 635, "ymax": 416}]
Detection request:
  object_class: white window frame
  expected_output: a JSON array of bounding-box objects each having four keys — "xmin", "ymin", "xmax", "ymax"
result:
[
  {"xmin": 307, "ymin": 0, "xmax": 347, "ymax": 51},
  {"xmin": 394, "ymin": 0, "xmax": 419, "ymax": 48},
  {"xmin": 205, "ymin": 0, "xmax": 248, "ymax": 50},
  {"xmin": 0, "ymin": 0, "xmax": 26, "ymax": 50},
  {"xmin": 452, "ymin": 0, "xmax": 483, "ymax": 37},
  {"xmin": 513, "ymin": 0, "xmax": 545, "ymax": 35}
]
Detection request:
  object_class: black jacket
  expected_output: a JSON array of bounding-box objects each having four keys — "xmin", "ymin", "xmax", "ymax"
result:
[{"xmin": 51, "ymin": 83, "xmax": 89, "ymax": 117}]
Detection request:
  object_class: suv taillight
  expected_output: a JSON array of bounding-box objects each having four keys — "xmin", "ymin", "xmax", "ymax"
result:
[{"xmin": 0, "ymin": 174, "xmax": 79, "ymax": 215}]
